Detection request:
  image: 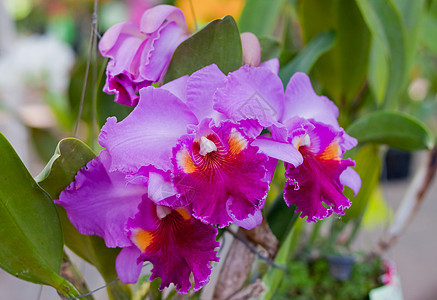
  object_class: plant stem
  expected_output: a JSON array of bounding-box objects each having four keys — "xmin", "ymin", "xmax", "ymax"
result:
[{"xmin": 60, "ymin": 253, "xmax": 94, "ymax": 300}]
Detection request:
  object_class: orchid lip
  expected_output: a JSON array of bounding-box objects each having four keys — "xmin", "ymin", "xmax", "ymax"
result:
[{"xmin": 199, "ymin": 136, "xmax": 217, "ymax": 156}]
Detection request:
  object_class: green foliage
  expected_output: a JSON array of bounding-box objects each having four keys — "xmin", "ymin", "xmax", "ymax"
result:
[
  {"xmin": 259, "ymin": 36, "xmax": 281, "ymax": 62},
  {"xmin": 0, "ymin": 133, "xmax": 81, "ymax": 297},
  {"xmin": 298, "ymin": 0, "xmax": 371, "ymax": 106},
  {"xmin": 262, "ymin": 217, "xmax": 303, "ymax": 299},
  {"xmin": 238, "ymin": 0, "xmax": 284, "ymax": 36},
  {"xmin": 275, "ymin": 257, "xmax": 384, "ymax": 299},
  {"xmin": 420, "ymin": 13, "xmax": 437, "ymax": 54},
  {"xmin": 341, "ymin": 145, "xmax": 381, "ymax": 223},
  {"xmin": 30, "ymin": 127, "xmax": 60, "ymax": 163},
  {"xmin": 392, "ymin": 0, "xmax": 426, "ymax": 70},
  {"xmin": 68, "ymin": 58, "xmax": 133, "ymax": 130},
  {"xmin": 164, "ymin": 16, "xmax": 243, "ymax": 83},
  {"xmin": 355, "ymin": 0, "xmax": 408, "ymax": 109},
  {"xmin": 278, "ymin": 31, "xmax": 335, "ymax": 86},
  {"xmin": 36, "ymin": 138, "xmax": 131, "ymax": 298},
  {"xmin": 347, "ymin": 111, "xmax": 435, "ymax": 151}
]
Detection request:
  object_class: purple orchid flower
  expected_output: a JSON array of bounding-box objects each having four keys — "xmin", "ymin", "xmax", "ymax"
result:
[
  {"xmin": 99, "ymin": 64, "xmax": 285, "ymax": 229},
  {"xmin": 55, "ymin": 151, "xmax": 219, "ymax": 292},
  {"xmin": 99, "ymin": 5, "xmax": 189, "ymax": 106},
  {"xmin": 278, "ymin": 73, "xmax": 361, "ymax": 221},
  {"xmin": 213, "ymin": 68, "xmax": 360, "ymax": 222},
  {"xmin": 56, "ymin": 63, "xmax": 292, "ymax": 290}
]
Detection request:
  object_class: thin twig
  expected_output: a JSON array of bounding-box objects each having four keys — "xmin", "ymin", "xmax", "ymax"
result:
[
  {"xmin": 36, "ymin": 286, "xmax": 43, "ymax": 300},
  {"xmin": 61, "ymin": 279, "xmax": 120, "ymax": 300},
  {"xmin": 74, "ymin": 0, "xmax": 99, "ymax": 137},
  {"xmin": 225, "ymin": 228, "xmax": 286, "ymax": 270},
  {"xmin": 188, "ymin": 0, "xmax": 198, "ymax": 31},
  {"xmin": 90, "ymin": 4, "xmax": 100, "ymax": 150}
]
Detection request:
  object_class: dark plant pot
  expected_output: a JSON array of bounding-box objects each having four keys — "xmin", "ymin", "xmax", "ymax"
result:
[
  {"xmin": 383, "ymin": 148, "xmax": 412, "ymax": 181},
  {"xmin": 327, "ymin": 255, "xmax": 355, "ymax": 281}
]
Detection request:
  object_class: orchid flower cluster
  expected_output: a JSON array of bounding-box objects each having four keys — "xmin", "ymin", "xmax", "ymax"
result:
[{"xmin": 56, "ymin": 5, "xmax": 361, "ymax": 294}]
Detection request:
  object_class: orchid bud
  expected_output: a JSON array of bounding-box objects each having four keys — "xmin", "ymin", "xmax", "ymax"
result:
[{"xmin": 240, "ymin": 32, "xmax": 261, "ymax": 67}]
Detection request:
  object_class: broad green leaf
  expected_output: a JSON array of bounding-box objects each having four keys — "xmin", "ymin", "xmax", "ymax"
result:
[
  {"xmin": 262, "ymin": 217, "xmax": 303, "ymax": 299},
  {"xmin": 420, "ymin": 15, "xmax": 437, "ymax": 54},
  {"xmin": 0, "ymin": 133, "xmax": 65, "ymax": 287},
  {"xmin": 278, "ymin": 31, "xmax": 335, "ymax": 86},
  {"xmin": 238, "ymin": 0, "xmax": 284, "ymax": 36},
  {"xmin": 36, "ymin": 138, "xmax": 131, "ymax": 298},
  {"xmin": 164, "ymin": 16, "xmax": 242, "ymax": 83},
  {"xmin": 354, "ymin": 0, "xmax": 407, "ymax": 109},
  {"xmin": 341, "ymin": 145, "xmax": 381, "ymax": 223},
  {"xmin": 298, "ymin": 0, "xmax": 371, "ymax": 106},
  {"xmin": 347, "ymin": 111, "xmax": 435, "ymax": 151}
]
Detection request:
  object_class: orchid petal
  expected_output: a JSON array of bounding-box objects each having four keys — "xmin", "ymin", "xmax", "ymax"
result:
[
  {"xmin": 140, "ymin": 5, "xmax": 187, "ymax": 34},
  {"xmin": 252, "ymin": 137, "xmax": 303, "ymax": 166},
  {"xmin": 283, "ymin": 72, "xmax": 339, "ymax": 127},
  {"xmin": 139, "ymin": 21, "xmax": 187, "ymax": 82},
  {"xmin": 259, "ymin": 58, "xmax": 280, "ymax": 74},
  {"xmin": 214, "ymin": 65, "xmax": 284, "ymax": 127},
  {"xmin": 99, "ymin": 87, "xmax": 198, "ymax": 173},
  {"xmin": 56, "ymin": 151, "xmax": 146, "ymax": 247},
  {"xmin": 186, "ymin": 64, "xmax": 226, "ymax": 123},
  {"xmin": 229, "ymin": 203, "xmax": 263, "ymax": 230},
  {"xmin": 340, "ymin": 167, "xmax": 361, "ymax": 196},
  {"xmin": 116, "ymin": 246, "xmax": 142, "ymax": 284},
  {"xmin": 161, "ymin": 75, "xmax": 189, "ymax": 102}
]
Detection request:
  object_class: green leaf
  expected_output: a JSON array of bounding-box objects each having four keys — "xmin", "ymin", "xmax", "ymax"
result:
[
  {"xmin": 68, "ymin": 59, "xmax": 133, "ymax": 130},
  {"xmin": 392, "ymin": 0, "xmax": 426, "ymax": 69},
  {"xmin": 347, "ymin": 111, "xmax": 435, "ymax": 151},
  {"xmin": 35, "ymin": 138, "xmax": 95, "ymax": 189},
  {"xmin": 259, "ymin": 36, "xmax": 281, "ymax": 62},
  {"xmin": 262, "ymin": 218, "xmax": 303, "ymax": 299},
  {"xmin": 354, "ymin": 0, "xmax": 407, "ymax": 109},
  {"xmin": 30, "ymin": 127, "xmax": 60, "ymax": 163},
  {"xmin": 368, "ymin": 38, "xmax": 389, "ymax": 105},
  {"xmin": 298, "ymin": 0, "xmax": 371, "ymax": 105},
  {"xmin": 238, "ymin": 0, "xmax": 284, "ymax": 36},
  {"xmin": 0, "ymin": 133, "xmax": 65, "ymax": 287},
  {"xmin": 362, "ymin": 187, "xmax": 393, "ymax": 229},
  {"xmin": 267, "ymin": 195, "xmax": 300, "ymax": 242},
  {"xmin": 420, "ymin": 14, "xmax": 437, "ymax": 54},
  {"xmin": 341, "ymin": 145, "xmax": 381, "ymax": 223},
  {"xmin": 164, "ymin": 16, "xmax": 242, "ymax": 83},
  {"xmin": 399, "ymin": 0, "xmax": 426, "ymax": 59},
  {"xmin": 278, "ymin": 31, "xmax": 335, "ymax": 86},
  {"xmin": 36, "ymin": 138, "xmax": 130, "ymax": 297}
]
